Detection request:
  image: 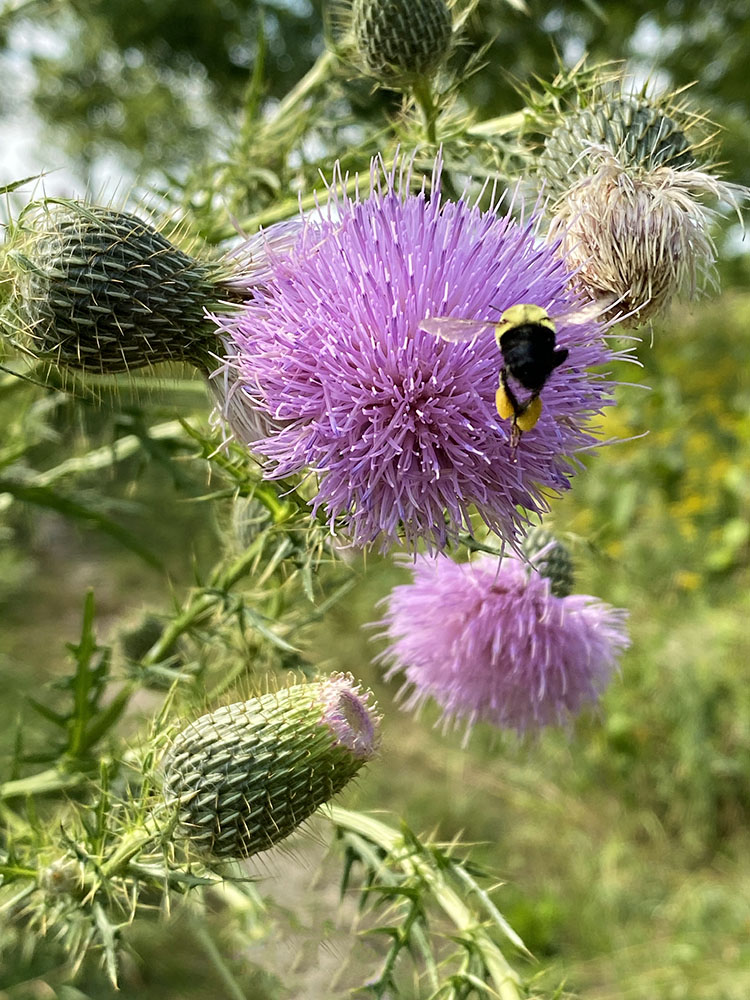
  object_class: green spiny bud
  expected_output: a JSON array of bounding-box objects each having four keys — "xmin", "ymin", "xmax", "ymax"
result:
[
  {"xmin": 521, "ymin": 527, "xmax": 574, "ymax": 598},
  {"xmin": 162, "ymin": 674, "xmax": 381, "ymax": 859},
  {"xmin": 352, "ymin": 0, "xmax": 452, "ymax": 86},
  {"xmin": 3, "ymin": 201, "xmax": 238, "ymax": 375},
  {"xmin": 538, "ymin": 97, "xmax": 696, "ymax": 202}
]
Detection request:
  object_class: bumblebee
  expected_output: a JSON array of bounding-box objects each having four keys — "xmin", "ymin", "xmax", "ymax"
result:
[{"xmin": 421, "ymin": 303, "xmax": 576, "ymax": 447}]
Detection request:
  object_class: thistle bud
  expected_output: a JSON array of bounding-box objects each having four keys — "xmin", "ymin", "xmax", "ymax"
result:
[
  {"xmin": 162, "ymin": 674, "xmax": 380, "ymax": 859},
  {"xmin": 521, "ymin": 526, "xmax": 574, "ymax": 598},
  {"xmin": 537, "ymin": 94, "xmax": 747, "ymax": 325},
  {"xmin": 4, "ymin": 202, "xmax": 232, "ymax": 374},
  {"xmin": 538, "ymin": 97, "xmax": 695, "ymax": 201},
  {"xmin": 352, "ymin": 0, "xmax": 452, "ymax": 86},
  {"xmin": 3, "ymin": 203, "xmax": 303, "ymax": 378}
]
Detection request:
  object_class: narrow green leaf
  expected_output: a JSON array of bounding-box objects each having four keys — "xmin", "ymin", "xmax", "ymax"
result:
[
  {"xmin": 25, "ymin": 697, "xmax": 68, "ymax": 728},
  {"xmin": 0, "ymin": 479, "xmax": 163, "ymax": 569},
  {"xmin": 0, "ymin": 767, "xmax": 89, "ymax": 801},
  {"xmin": 578, "ymin": 0, "xmax": 607, "ymax": 22},
  {"xmin": 242, "ymin": 606, "xmax": 298, "ymax": 652},
  {"xmin": 0, "ymin": 172, "xmax": 43, "ymax": 194},
  {"xmin": 32, "ymin": 420, "xmax": 187, "ymax": 488},
  {"xmin": 93, "ymin": 902, "xmax": 120, "ymax": 987},
  {"xmin": 81, "ymin": 683, "xmax": 133, "ymax": 753},
  {"xmin": 67, "ymin": 591, "xmax": 98, "ymax": 758},
  {"xmin": 0, "ymin": 443, "xmax": 30, "ymax": 471}
]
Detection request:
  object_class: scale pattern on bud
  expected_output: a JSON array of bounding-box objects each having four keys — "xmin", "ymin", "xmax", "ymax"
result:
[
  {"xmin": 538, "ymin": 98, "xmax": 695, "ymax": 202},
  {"xmin": 162, "ymin": 674, "xmax": 380, "ymax": 859},
  {"xmin": 352, "ymin": 0, "xmax": 452, "ymax": 84},
  {"xmin": 5, "ymin": 202, "xmax": 230, "ymax": 374},
  {"xmin": 521, "ymin": 526, "xmax": 574, "ymax": 598}
]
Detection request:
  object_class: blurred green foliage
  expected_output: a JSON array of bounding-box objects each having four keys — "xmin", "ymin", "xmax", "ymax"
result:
[{"xmin": 5, "ymin": 0, "xmax": 750, "ymax": 186}]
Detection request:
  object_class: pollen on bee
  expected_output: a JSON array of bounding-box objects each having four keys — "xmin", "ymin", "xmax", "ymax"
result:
[
  {"xmin": 516, "ymin": 396, "xmax": 543, "ymax": 432},
  {"xmin": 495, "ymin": 383, "xmax": 515, "ymax": 420}
]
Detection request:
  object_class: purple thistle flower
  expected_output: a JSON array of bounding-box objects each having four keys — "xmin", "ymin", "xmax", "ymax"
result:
[
  {"xmin": 379, "ymin": 554, "xmax": 629, "ymax": 735},
  {"xmin": 209, "ymin": 220, "xmax": 305, "ymax": 448},
  {"xmin": 215, "ymin": 155, "xmax": 617, "ymax": 551}
]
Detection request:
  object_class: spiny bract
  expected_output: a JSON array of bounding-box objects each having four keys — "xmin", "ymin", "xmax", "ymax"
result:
[
  {"xmin": 537, "ymin": 93, "xmax": 746, "ymax": 324},
  {"xmin": 538, "ymin": 96, "xmax": 696, "ymax": 202},
  {"xmin": 521, "ymin": 526, "xmax": 574, "ymax": 598}
]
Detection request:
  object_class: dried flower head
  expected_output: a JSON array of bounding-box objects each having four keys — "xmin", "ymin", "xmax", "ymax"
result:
[
  {"xmin": 162, "ymin": 674, "xmax": 380, "ymax": 859},
  {"xmin": 538, "ymin": 94, "xmax": 747, "ymax": 325},
  {"xmin": 379, "ymin": 554, "xmax": 629, "ymax": 735},
  {"xmin": 216, "ymin": 154, "xmax": 618, "ymax": 552}
]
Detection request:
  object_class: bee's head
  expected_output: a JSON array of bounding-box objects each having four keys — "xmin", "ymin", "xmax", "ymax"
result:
[{"xmin": 494, "ymin": 304, "xmax": 555, "ymax": 348}]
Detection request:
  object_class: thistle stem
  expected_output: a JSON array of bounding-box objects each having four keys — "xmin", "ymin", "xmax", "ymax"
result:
[
  {"xmin": 467, "ymin": 111, "xmax": 527, "ymax": 138},
  {"xmin": 212, "ymin": 173, "xmax": 362, "ymax": 242},
  {"xmin": 327, "ymin": 807, "xmax": 524, "ymax": 1000},
  {"xmin": 271, "ymin": 49, "xmax": 337, "ymax": 123},
  {"xmin": 412, "ymin": 80, "xmax": 439, "ymax": 145},
  {"xmin": 99, "ymin": 806, "xmax": 175, "ymax": 879},
  {"xmin": 140, "ymin": 531, "xmax": 271, "ymax": 669},
  {"xmin": 192, "ymin": 920, "xmax": 250, "ymax": 1000},
  {"xmin": 0, "ymin": 767, "xmax": 88, "ymax": 801}
]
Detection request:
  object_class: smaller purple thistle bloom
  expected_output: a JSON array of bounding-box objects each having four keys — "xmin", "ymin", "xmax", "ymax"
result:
[
  {"xmin": 378, "ymin": 554, "xmax": 629, "ymax": 735},
  {"xmin": 320, "ymin": 672, "xmax": 382, "ymax": 758},
  {"xmin": 216, "ymin": 154, "xmax": 617, "ymax": 551}
]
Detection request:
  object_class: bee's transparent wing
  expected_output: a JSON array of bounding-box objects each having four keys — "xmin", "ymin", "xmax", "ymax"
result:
[
  {"xmin": 420, "ymin": 317, "xmax": 495, "ymax": 343},
  {"xmin": 554, "ymin": 295, "xmax": 617, "ymax": 327}
]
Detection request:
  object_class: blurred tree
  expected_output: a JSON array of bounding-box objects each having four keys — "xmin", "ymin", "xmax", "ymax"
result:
[
  {"xmin": 3, "ymin": 0, "xmax": 749, "ymax": 186},
  {"xmin": 6, "ymin": 0, "xmax": 328, "ymax": 172}
]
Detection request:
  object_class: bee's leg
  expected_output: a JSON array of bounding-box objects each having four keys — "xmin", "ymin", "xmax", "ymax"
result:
[{"xmin": 496, "ymin": 371, "xmax": 524, "ymax": 450}]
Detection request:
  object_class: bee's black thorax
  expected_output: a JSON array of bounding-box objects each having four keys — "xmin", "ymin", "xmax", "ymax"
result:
[{"xmin": 499, "ymin": 322, "xmax": 568, "ymax": 392}]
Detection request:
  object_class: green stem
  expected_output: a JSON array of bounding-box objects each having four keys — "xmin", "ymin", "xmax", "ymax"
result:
[
  {"xmin": 0, "ymin": 864, "xmax": 38, "ymax": 878},
  {"xmin": 0, "ymin": 767, "xmax": 88, "ymax": 801},
  {"xmin": 327, "ymin": 807, "xmax": 524, "ymax": 1000},
  {"xmin": 32, "ymin": 420, "xmax": 188, "ymax": 488},
  {"xmin": 99, "ymin": 807, "xmax": 175, "ymax": 879},
  {"xmin": 140, "ymin": 530, "xmax": 273, "ymax": 668},
  {"xmin": 192, "ymin": 920, "xmax": 250, "ymax": 1000},
  {"xmin": 412, "ymin": 79, "xmax": 439, "ymax": 145},
  {"xmin": 467, "ymin": 110, "xmax": 527, "ymax": 138},
  {"xmin": 213, "ymin": 173, "xmax": 363, "ymax": 242},
  {"xmin": 458, "ymin": 532, "xmax": 507, "ymax": 557},
  {"xmin": 269, "ymin": 48, "xmax": 337, "ymax": 125}
]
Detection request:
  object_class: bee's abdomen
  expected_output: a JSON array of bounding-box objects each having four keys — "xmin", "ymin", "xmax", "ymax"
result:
[{"xmin": 500, "ymin": 323, "xmax": 567, "ymax": 390}]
